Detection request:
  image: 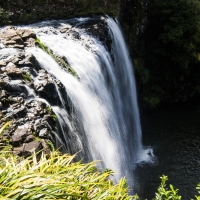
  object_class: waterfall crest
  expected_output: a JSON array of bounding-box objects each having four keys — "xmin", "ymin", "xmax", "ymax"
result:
[{"xmin": 25, "ymin": 16, "xmax": 153, "ymax": 189}]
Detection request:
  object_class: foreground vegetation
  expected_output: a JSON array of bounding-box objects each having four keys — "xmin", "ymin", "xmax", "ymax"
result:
[
  {"xmin": 0, "ymin": 150, "xmax": 132, "ymax": 199},
  {"xmin": 1, "ymin": 149, "xmax": 200, "ymax": 199}
]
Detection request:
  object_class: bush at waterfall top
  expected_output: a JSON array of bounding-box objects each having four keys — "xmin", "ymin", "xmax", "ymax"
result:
[{"xmin": 0, "ymin": 0, "xmax": 119, "ymax": 25}]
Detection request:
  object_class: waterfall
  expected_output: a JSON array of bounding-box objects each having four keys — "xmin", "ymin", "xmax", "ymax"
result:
[{"xmin": 25, "ymin": 16, "xmax": 153, "ymax": 190}]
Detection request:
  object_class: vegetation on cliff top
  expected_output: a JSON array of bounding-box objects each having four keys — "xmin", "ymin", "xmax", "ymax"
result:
[
  {"xmin": 120, "ymin": 0, "xmax": 200, "ymax": 109},
  {"xmin": 0, "ymin": 0, "xmax": 119, "ymax": 25}
]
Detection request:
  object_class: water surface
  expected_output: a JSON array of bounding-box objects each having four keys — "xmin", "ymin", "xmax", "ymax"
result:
[{"xmin": 136, "ymin": 103, "xmax": 200, "ymax": 199}]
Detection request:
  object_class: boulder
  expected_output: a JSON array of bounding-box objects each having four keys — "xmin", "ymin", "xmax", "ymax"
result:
[
  {"xmin": 39, "ymin": 128, "xmax": 50, "ymax": 138},
  {"xmin": 24, "ymin": 38, "xmax": 36, "ymax": 47},
  {"xmin": 13, "ymin": 140, "xmax": 42, "ymax": 156},
  {"xmin": 11, "ymin": 124, "xmax": 31, "ymax": 146},
  {"xmin": 23, "ymin": 140, "xmax": 42, "ymax": 154},
  {"xmin": 17, "ymin": 29, "xmax": 36, "ymax": 40},
  {"xmin": 18, "ymin": 53, "xmax": 40, "ymax": 69},
  {"xmin": 34, "ymin": 70, "xmax": 58, "ymax": 101},
  {"xmin": 12, "ymin": 106, "xmax": 27, "ymax": 118},
  {"xmin": 0, "ymin": 60, "xmax": 6, "ymax": 66},
  {"xmin": 24, "ymin": 134, "xmax": 34, "ymax": 143},
  {"xmin": 2, "ymin": 62, "xmax": 22, "ymax": 77},
  {"xmin": 0, "ymin": 26, "xmax": 36, "ymax": 49},
  {"xmin": 41, "ymin": 139, "xmax": 51, "ymax": 154}
]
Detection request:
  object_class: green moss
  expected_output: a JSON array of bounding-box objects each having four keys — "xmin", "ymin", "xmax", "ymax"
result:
[
  {"xmin": 33, "ymin": 131, "xmax": 37, "ymax": 136},
  {"xmin": 47, "ymin": 141, "xmax": 55, "ymax": 151},
  {"xmin": 35, "ymin": 38, "xmax": 48, "ymax": 52},
  {"xmin": 36, "ymin": 38, "xmax": 77, "ymax": 77},
  {"xmin": 52, "ymin": 114, "xmax": 57, "ymax": 121},
  {"xmin": 46, "ymin": 106, "xmax": 57, "ymax": 121},
  {"xmin": 34, "ymin": 136, "xmax": 41, "ymax": 141},
  {"xmin": 22, "ymin": 72, "xmax": 32, "ymax": 82}
]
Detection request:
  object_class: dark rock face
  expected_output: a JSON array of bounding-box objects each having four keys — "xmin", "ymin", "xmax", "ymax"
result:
[
  {"xmin": 34, "ymin": 70, "xmax": 59, "ymax": 103},
  {"xmin": 60, "ymin": 16, "xmax": 112, "ymax": 53},
  {"xmin": 0, "ymin": 26, "xmax": 66, "ymax": 157}
]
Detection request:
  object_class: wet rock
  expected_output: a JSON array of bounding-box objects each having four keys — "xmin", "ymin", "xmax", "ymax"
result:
[
  {"xmin": 41, "ymin": 139, "xmax": 51, "ymax": 154},
  {"xmin": 11, "ymin": 134, "xmax": 24, "ymax": 146},
  {"xmin": 26, "ymin": 54, "xmax": 40, "ymax": 70},
  {"xmin": 24, "ymin": 134, "xmax": 34, "ymax": 143},
  {"xmin": 17, "ymin": 29, "xmax": 36, "ymax": 40},
  {"xmin": 60, "ymin": 25, "xmax": 72, "ymax": 33},
  {"xmin": 23, "ymin": 140, "xmax": 42, "ymax": 155},
  {"xmin": 0, "ymin": 27, "xmax": 24, "ymax": 49},
  {"xmin": 0, "ymin": 90, "xmax": 8, "ymax": 99},
  {"xmin": 39, "ymin": 128, "xmax": 50, "ymax": 138},
  {"xmin": 0, "ymin": 60, "xmax": 6, "ymax": 66},
  {"xmin": 0, "ymin": 26, "xmax": 36, "ymax": 49},
  {"xmin": 2, "ymin": 62, "xmax": 22, "ymax": 77},
  {"xmin": 25, "ymin": 38, "xmax": 36, "ymax": 47},
  {"xmin": 34, "ymin": 70, "xmax": 58, "ymax": 101},
  {"xmin": 43, "ymin": 114, "xmax": 55, "ymax": 125},
  {"xmin": 17, "ymin": 53, "xmax": 40, "ymax": 71},
  {"xmin": 11, "ymin": 125, "xmax": 29, "ymax": 146},
  {"xmin": 13, "ymin": 140, "xmax": 42, "ymax": 156},
  {"xmin": 0, "ymin": 26, "xmax": 69, "ymax": 157},
  {"xmin": 12, "ymin": 106, "xmax": 27, "ymax": 118},
  {"xmin": 12, "ymin": 97, "xmax": 24, "ymax": 104},
  {"xmin": 34, "ymin": 118, "xmax": 48, "ymax": 132}
]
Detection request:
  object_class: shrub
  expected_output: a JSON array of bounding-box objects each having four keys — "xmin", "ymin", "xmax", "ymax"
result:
[
  {"xmin": 0, "ymin": 7, "xmax": 10, "ymax": 25},
  {"xmin": 0, "ymin": 150, "xmax": 133, "ymax": 199},
  {"xmin": 153, "ymin": 175, "xmax": 181, "ymax": 200}
]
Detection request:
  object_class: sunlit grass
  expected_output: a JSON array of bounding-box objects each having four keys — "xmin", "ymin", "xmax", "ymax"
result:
[{"xmin": 0, "ymin": 151, "xmax": 133, "ymax": 199}]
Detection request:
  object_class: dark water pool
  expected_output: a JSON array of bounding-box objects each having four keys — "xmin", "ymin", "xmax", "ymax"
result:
[{"xmin": 135, "ymin": 103, "xmax": 200, "ymax": 199}]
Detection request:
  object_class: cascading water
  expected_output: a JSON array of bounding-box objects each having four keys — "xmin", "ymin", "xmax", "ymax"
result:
[{"xmin": 24, "ymin": 16, "xmax": 154, "ymax": 190}]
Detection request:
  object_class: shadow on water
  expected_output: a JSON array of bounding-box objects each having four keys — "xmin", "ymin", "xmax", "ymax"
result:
[{"xmin": 135, "ymin": 102, "xmax": 200, "ymax": 199}]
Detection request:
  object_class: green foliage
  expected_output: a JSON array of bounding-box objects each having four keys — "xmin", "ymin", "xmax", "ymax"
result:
[
  {"xmin": 146, "ymin": 0, "xmax": 200, "ymax": 67},
  {"xmin": 47, "ymin": 141, "xmax": 55, "ymax": 151},
  {"xmin": 133, "ymin": 194, "xmax": 140, "ymax": 200},
  {"xmin": 142, "ymin": 0, "xmax": 200, "ymax": 105},
  {"xmin": 0, "ymin": 121, "xmax": 11, "ymax": 135},
  {"xmin": 0, "ymin": 150, "xmax": 132, "ymax": 199},
  {"xmin": 153, "ymin": 175, "xmax": 181, "ymax": 200},
  {"xmin": 52, "ymin": 114, "xmax": 57, "ymax": 120},
  {"xmin": 22, "ymin": 72, "xmax": 32, "ymax": 82},
  {"xmin": 35, "ymin": 38, "xmax": 48, "ymax": 53},
  {"xmin": 0, "ymin": 7, "xmax": 10, "ymax": 25},
  {"xmin": 46, "ymin": 106, "xmax": 57, "ymax": 121},
  {"xmin": 0, "ymin": 0, "xmax": 119, "ymax": 25},
  {"xmin": 135, "ymin": 67, "xmax": 150, "ymax": 84},
  {"xmin": 36, "ymin": 38, "xmax": 77, "ymax": 77},
  {"xmin": 196, "ymin": 184, "xmax": 200, "ymax": 200},
  {"xmin": 143, "ymin": 97, "xmax": 160, "ymax": 109},
  {"xmin": 121, "ymin": 0, "xmax": 200, "ymax": 108}
]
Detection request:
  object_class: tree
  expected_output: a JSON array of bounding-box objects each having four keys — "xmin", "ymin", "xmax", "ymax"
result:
[{"xmin": 142, "ymin": 0, "xmax": 200, "ymax": 106}]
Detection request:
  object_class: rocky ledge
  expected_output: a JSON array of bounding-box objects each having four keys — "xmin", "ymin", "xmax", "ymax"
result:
[{"xmin": 0, "ymin": 26, "xmax": 66, "ymax": 157}]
